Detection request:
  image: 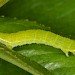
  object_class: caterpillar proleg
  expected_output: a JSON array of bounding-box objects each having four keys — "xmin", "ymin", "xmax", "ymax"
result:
[
  {"xmin": 0, "ymin": 0, "xmax": 9, "ymax": 7},
  {"xmin": 0, "ymin": 29, "xmax": 75, "ymax": 56}
]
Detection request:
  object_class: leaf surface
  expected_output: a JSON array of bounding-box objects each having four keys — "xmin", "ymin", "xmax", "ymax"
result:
[{"xmin": 0, "ymin": 0, "xmax": 75, "ymax": 75}]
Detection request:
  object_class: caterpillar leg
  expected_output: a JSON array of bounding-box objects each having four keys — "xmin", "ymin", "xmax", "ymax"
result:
[
  {"xmin": 62, "ymin": 49, "xmax": 75, "ymax": 57},
  {"xmin": 63, "ymin": 50, "xmax": 69, "ymax": 57}
]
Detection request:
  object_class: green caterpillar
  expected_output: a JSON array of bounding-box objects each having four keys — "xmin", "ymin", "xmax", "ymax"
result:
[
  {"xmin": 0, "ymin": 0, "xmax": 9, "ymax": 7},
  {"xmin": 0, "ymin": 29, "xmax": 75, "ymax": 56}
]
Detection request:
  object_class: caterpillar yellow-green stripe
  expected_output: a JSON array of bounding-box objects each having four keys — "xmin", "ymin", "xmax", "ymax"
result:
[
  {"xmin": 0, "ymin": 29, "xmax": 75, "ymax": 56},
  {"xmin": 0, "ymin": 0, "xmax": 9, "ymax": 7}
]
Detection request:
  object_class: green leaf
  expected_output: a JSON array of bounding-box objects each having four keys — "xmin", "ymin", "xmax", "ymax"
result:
[
  {"xmin": 0, "ymin": 59, "xmax": 31, "ymax": 75},
  {"xmin": 0, "ymin": 0, "xmax": 75, "ymax": 75},
  {"xmin": 0, "ymin": 42, "xmax": 52, "ymax": 75},
  {"xmin": 0, "ymin": 18, "xmax": 53, "ymax": 75},
  {"xmin": 0, "ymin": 0, "xmax": 75, "ymax": 38},
  {"xmin": 0, "ymin": 17, "xmax": 75, "ymax": 75}
]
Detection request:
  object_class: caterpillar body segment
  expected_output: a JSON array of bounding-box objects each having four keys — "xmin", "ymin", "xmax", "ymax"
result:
[
  {"xmin": 45, "ymin": 31, "xmax": 58, "ymax": 46},
  {"xmin": 69, "ymin": 41, "xmax": 75, "ymax": 55},
  {"xmin": 35, "ymin": 30, "xmax": 48, "ymax": 44},
  {"xmin": 0, "ymin": 29, "xmax": 75, "ymax": 56}
]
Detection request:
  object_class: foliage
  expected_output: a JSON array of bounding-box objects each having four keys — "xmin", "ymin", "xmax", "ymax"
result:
[{"xmin": 0, "ymin": 0, "xmax": 75, "ymax": 75}]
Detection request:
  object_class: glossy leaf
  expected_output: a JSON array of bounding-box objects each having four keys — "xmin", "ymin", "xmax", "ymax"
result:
[
  {"xmin": 0, "ymin": 0, "xmax": 75, "ymax": 75},
  {"xmin": 0, "ymin": 17, "xmax": 75, "ymax": 75}
]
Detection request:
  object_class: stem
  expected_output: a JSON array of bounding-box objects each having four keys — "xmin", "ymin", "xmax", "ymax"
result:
[{"xmin": 0, "ymin": 46, "xmax": 53, "ymax": 75}]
